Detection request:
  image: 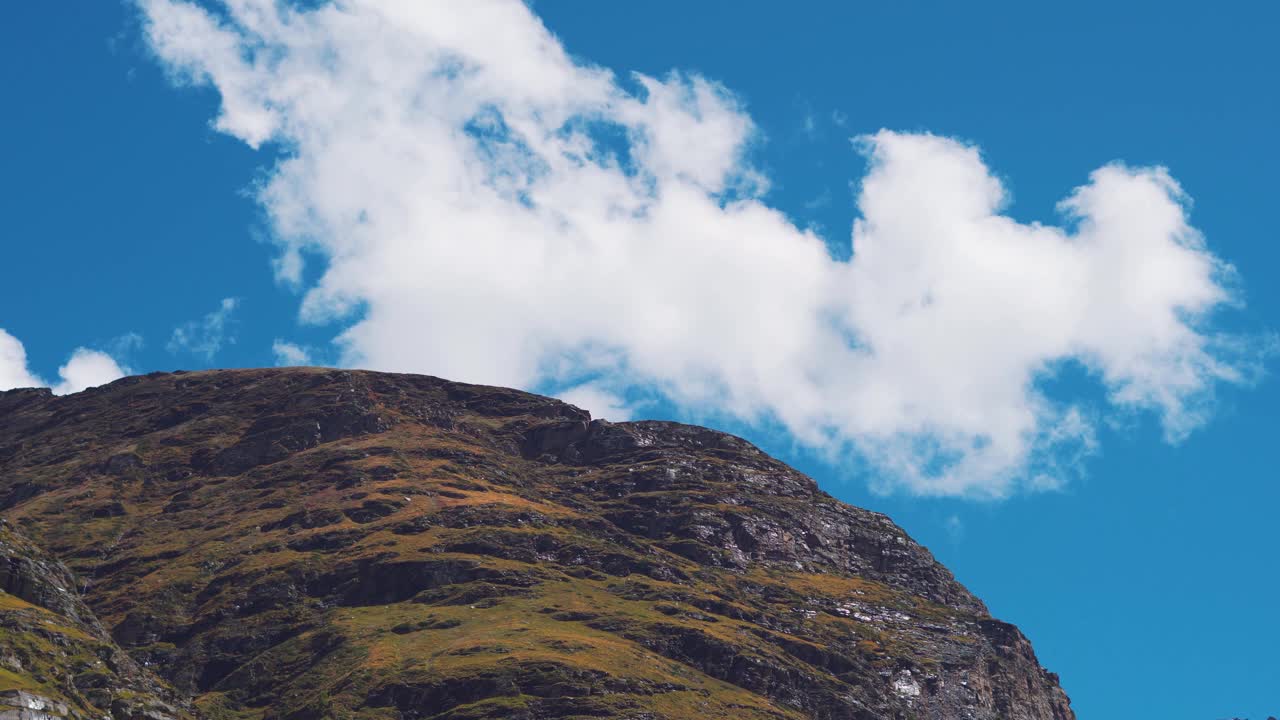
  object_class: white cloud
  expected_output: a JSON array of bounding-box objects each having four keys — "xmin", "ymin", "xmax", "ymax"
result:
[
  {"xmin": 51, "ymin": 348, "xmax": 130, "ymax": 395},
  {"xmin": 0, "ymin": 329, "xmax": 46, "ymax": 390},
  {"xmin": 557, "ymin": 382, "xmax": 633, "ymax": 422},
  {"xmin": 168, "ymin": 297, "xmax": 239, "ymax": 361},
  {"xmin": 0, "ymin": 329, "xmax": 128, "ymax": 395},
  {"xmin": 138, "ymin": 0, "xmax": 1264, "ymax": 497},
  {"xmin": 272, "ymin": 339, "xmax": 312, "ymax": 366}
]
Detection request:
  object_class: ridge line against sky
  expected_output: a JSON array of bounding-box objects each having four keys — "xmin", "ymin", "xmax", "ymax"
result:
[{"xmin": 1, "ymin": 0, "xmax": 1270, "ymax": 500}]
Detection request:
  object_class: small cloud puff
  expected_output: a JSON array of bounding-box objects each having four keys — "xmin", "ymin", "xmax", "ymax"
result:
[
  {"xmin": 0, "ymin": 329, "xmax": 129, "ymax": 395},
  {"xmin": 168, "ymin": 297, "xmax": 239, "ymax": 362},
  {"xmin": 557, "ymin": 382, "xmax": 634, "ymax": 422},
  {"xmin": 52, "ymin": 348, "xmax": 130, "ymax": 395},
  {"xmin": 272, "ymin": 339, "xmax": 312, "ymax": 367}
]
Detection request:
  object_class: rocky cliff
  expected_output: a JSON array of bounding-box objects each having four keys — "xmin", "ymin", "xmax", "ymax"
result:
[{"xmin": 0, "ymin": 368, "xmax": 1073, "ymax": 719}]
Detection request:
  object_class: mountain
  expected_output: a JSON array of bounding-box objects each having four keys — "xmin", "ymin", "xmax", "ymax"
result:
[{"xmin": 0, "ymin": 368, "xmax": 1073, "ymax": 720}]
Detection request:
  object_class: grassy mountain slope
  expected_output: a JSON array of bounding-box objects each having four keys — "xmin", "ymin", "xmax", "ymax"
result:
[{"xmin": 0, "ymin": 369, "xmax": 1072, "ymax": 719}]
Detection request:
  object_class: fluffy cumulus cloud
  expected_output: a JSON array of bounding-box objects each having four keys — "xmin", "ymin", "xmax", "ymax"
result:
[
  {"xmin": 0, "ymin": 330, "xmax": 45, "ymax": 390},
  {"xmin": 51, "ymin": 349, "xmax": 131, "ymax": 396},
  {"xmin": 0, "ymin": 329, "xmax": 128, "ymax": 395},
  {"xmin": 138, "ymin": 0, "xmax": 1262, "ymax": 497}
]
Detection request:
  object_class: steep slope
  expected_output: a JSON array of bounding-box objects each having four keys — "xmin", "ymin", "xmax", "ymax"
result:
[
  {"xmin": 0, "ymin": 517, "xmax": 184, "ymax": 720},
  {"xmin": 0, "ymin": 368, "xmax": 1073, "ymax": 720}
]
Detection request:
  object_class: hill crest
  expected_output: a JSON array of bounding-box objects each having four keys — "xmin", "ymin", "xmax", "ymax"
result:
[{"xmin": 0, "ymin": 368, "xmax": 1072, "ymax": 719}]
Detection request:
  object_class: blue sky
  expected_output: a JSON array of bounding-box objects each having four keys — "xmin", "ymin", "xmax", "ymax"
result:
[{"xmin": 3, "ymin": 2, "xmax": 1278, "ymax": 717}]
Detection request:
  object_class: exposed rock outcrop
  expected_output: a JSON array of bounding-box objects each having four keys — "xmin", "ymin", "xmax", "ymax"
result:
[{"xmin": 0, "ymin": 522, "xmax": 183, "ymax": 720}]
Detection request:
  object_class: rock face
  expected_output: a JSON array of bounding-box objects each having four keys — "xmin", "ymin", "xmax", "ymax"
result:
[
  {"xmin": 0, "ymin": 521, "xmax": 182, "ymax": 720},
  {"xmin": 0, "ymin": 368, "xmax": 1073, "ymax": 719}
]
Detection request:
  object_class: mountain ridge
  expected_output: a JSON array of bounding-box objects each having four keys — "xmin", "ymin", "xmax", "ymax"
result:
[{"xmin": 0, "ymin": 367, "xmax": 1072, "ymax": 719}]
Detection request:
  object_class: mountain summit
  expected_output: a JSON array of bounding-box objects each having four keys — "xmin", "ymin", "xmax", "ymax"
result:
[{"xmin": 0, "ymin": 368, "xmax": 1072, "ymax": 719}]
